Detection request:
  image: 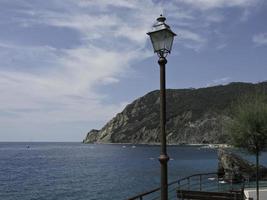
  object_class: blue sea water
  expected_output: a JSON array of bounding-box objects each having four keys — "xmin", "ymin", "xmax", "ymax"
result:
[{"xmin": 0, "ymin": 143, "xmax": 266, "ymax": 200}]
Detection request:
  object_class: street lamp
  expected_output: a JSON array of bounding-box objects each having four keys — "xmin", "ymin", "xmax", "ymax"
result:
[{"xmin": 147, "ymin": 15, "xmax": 176, "ymax": 200}]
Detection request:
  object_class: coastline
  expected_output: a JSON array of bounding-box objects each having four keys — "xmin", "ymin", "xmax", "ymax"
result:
[{"xmin": 83, "ymin": 142, "xmax": 232, "ymax": 148}]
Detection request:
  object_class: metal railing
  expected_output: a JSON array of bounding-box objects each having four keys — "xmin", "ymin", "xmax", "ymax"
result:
[
  {"xmin": 127, "ymin": 172, "xmax": 267, "ymax": 200},
  {"xmin": 177, "ymin": 172, "xmax": 219, "ymax": 192},
  {"xmin": 127, "ymin": 179, "xmax": 178, "ymax": 200},
  {"xmin": 176, "ymin": 172, "xmax": 245, "ymax": 192},
  {"xmin": 243, "ymin": 177, "xmax": 267, "ymax": 189},
  {"xmin": 126, "ymin": 172, "xmax": 258, "ymax": 200},
  {"xmin": 127, "ymin": 173, "xmax": 218, "ymax": 200}
]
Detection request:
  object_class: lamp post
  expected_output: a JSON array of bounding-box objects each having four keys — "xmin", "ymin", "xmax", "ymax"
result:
[{"xmin": 147, "ymin": 15, "xmax": 176, "ymax": 200}]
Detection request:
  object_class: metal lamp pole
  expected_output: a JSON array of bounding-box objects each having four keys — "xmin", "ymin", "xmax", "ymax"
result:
[
  {"xmin": 147, "ymin": 15, "xmax": 176, "ymax": 200},
  {"xmin": 158, "ymin": 56, "xmax": 169, "ymax": 200}
]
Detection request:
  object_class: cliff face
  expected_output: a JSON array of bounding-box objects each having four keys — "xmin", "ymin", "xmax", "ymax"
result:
[{"xmin": 83, "ymin": 82, "xmax": 267, "ymax": 144}]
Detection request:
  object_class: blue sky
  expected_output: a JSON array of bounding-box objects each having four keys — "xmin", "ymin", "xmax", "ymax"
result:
[{"xmin": 0, "ymin": 0, "xmax": 266, "ymax": 141}]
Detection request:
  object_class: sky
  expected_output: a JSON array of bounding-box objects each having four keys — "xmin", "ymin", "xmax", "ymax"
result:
[{"xmin": 0, "ymin": 0, "xmax": 266, "ymax": 142}]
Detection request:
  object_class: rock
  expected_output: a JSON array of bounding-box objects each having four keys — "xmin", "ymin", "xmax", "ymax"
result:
[
  {"xmin": 83, "ymin": 82, "xmax": 267, "ymax": 144},
  {"xmin": 218, "ymin": 149, "xmax": 267, "ymax": 182},
  {"xmin": 83, "ymin": 129, "xmax": 99, "ymax": 143}
]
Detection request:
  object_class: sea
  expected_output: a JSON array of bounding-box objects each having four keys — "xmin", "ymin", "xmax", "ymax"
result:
[{"xmin": 0, "ymin": 142, "xmax": 266, "ymax": 200}]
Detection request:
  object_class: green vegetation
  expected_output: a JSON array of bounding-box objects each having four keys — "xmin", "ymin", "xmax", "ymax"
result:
[{"xmin": 226, "ymin": 93, "xmax": 267, "ymax": 200}]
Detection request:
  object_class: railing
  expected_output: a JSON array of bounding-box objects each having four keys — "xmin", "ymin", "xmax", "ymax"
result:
[
  {"xmin": 176, "ymin": 172, "xmax": 245, "ymax": 192},
  {"xmin": 177, "ymin": 172, "xmax": 219, "ymax": 192},
  {"xmin": 127, "ymin": 179, "xmax": 179, "ymax": 200},
  {"xmin": 127, "ymin": 173, "xmax": 218, "ymax": 200},
  {"xmin": 127, "ymin": 172, "xmax": 267, "ymax": 200},
  {"xmin": 177, "ymin": 173, "xmax": 246, "ymax": 200},
  {"xmin": 177, "ymin": 190, "xmax": 244, "ymax": 200},
  {"xmin": 243, "ymin": 177, "xmax": 267, "ymax": 189}
]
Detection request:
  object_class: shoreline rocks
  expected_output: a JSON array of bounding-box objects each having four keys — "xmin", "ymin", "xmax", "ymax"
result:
[{"xmin": 218, "ymin": 149, "xmax": 267, "ymax": 182}]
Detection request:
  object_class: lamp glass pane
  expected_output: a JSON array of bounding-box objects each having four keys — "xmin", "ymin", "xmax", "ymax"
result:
[
  {"xmin": 149, "ymin": 29, "xmax": 174, "ymax": 52},
  {"xmin": 150, "ymin": 30, "xmax": 165, "ymax": 52},
  {"xmin": 164, "ymin": 32, "xmax": 174, "ymax": 52}
]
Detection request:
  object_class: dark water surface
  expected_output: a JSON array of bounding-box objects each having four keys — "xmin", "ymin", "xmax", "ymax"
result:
[{"xmin": 0, "ymin": 143, "xmax": 266, "ymax": 200}]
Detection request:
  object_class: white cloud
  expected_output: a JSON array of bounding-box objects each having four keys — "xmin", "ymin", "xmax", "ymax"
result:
[
  {"xmin": 216, "ymin": 43, "xmax": 227, "ymax": 50},
  {"xmin": 177, "ymin": 0, "xmax": 261, "ymax": 10},
  {"xmin": 0, "ymin": 0, "xmax": 264, "ymax": 140},
  {"xmin": 0, "ymin": 0, "xmax": 158, "ymax": 139},
  {"xmin": 252, "ymin": 33, "xmax": 267, "ymax": 46},
  {"xmin": 206, "ymin": 77, "xmax": 231, "ymax": 87},
  {"xmin": 240, "ymin": 9, "xmax": 251, "ymax": 21},
  {"xmin": 75, "ymin": 0, "xmax": 138, "ymax": 9},
  {"xmin": 178, "ymin": 29, "xmax": 206, "ymax": 43},
  {"xmin": 205, "ymin": 13, "xmax": 224, "ymax": 22},
  {"xmin": 0, "ymin": 44, "xmax": 144, "ymax": 123},
  {"xmin": 177, "ymin": 29, "xmax": 207, "ymax": 51}
]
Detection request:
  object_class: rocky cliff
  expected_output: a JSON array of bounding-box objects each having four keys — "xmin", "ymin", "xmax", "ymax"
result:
[{"xmin": 83, "ymin": 82, "xmax": 267, "ymax": 144}]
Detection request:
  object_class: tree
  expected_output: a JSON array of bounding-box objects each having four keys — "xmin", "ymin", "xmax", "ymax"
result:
[{"xmin": 226, "ymin": 94, "xmax": 267, "ymax": 200}]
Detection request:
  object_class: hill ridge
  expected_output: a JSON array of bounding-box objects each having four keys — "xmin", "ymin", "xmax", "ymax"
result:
[{"xmin": 83, "ymin": 81, "xmax": 267, "ymax": 144}]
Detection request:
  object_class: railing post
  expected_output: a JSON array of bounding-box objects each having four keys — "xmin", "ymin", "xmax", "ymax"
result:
[
  {"xmin": 188, "ymin": 177, "xmax": 190, "ymax": 190},
  {"xmin": 199, "ymin": 175, "xmax": 202, "ymax": 191},
  {"xmin": 217, "ymin": 176, "xmax": 219, "ymax": 192}
]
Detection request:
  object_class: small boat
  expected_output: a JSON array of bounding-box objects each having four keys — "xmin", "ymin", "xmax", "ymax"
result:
[
  {"xmin": 122, "ymin": 146, "xmax": 126, "ymax": 148},
  {"xmin": 131, "ymin": 145, "xmax": 136, "ymax": 148}
]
